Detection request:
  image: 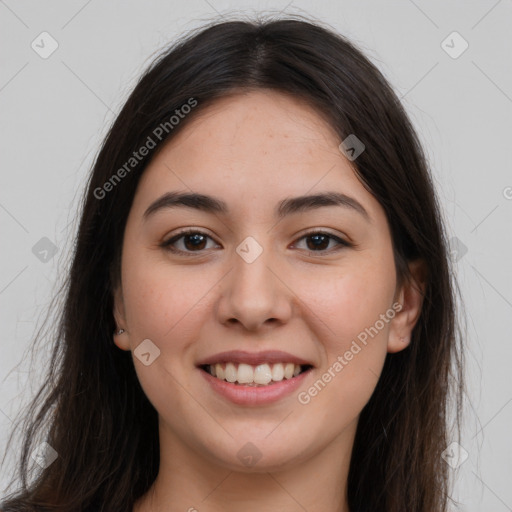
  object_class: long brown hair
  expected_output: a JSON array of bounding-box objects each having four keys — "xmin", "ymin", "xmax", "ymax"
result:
[{"xmin": 1, "ymin": 14, "xmax": 464, "ymax": 512}]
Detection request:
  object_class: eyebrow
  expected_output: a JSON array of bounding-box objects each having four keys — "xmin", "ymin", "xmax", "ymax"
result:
[{"xmin": 143, "ymin": 191, "xmax": 370, "ymax": 222}]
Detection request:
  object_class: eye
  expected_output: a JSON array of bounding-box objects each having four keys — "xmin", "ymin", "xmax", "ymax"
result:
[
  {"xmin": 160, "ymin": 229, "xmax": 352, "ymax": 256},
  {"xmin": 160, "ymin": 229, "xmax": 220, "ymax": 254},
  {"xmin": 293, "ymin": 231, "xmax": 352, "ymax": 255}
]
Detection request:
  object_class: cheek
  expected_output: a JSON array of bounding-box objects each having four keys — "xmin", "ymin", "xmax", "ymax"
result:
[
  {"xmin": 301, "ymin": 257, "xmax": 396, "ymax": 347},
  {"xmin": 119, "ymin": 252, "xmax": 210, "ymax": 416},
  {"xmin": 296, "ymin": 256, "xmax": 395, "ymax": 408},
  {"xmin": 121, "ymin": 250, "xmax": 214, "ymax": 341}
]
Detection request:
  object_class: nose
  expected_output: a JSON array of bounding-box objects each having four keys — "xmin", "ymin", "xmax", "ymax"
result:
[{"xmin": 216, "ymin": 242, "xmax": 293, "ymax": 332}]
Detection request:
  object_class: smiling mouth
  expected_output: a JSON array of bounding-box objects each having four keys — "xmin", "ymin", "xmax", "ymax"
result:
[{"xmin": 200, "ymin": 362, "xmax": 313, "ymax": 387}]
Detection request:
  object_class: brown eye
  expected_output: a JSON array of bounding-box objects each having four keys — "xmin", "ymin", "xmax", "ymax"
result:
[
  {"xmin": 160, "ymin": 229, "xmax": 351, "ymax": 257},
  {"xmin": 161, "ymin": 230, "xmax": 219, "ymax": 254},
  {"xmin": 294, "ymin": 231, "xmax": 351, "ymax": 254},
  {"xmin": 305, "ymin": 233, "xmax": 330, "ymax": 251},
  {"xmin": 181, "ymin": 233, "xmax": 207, "ymax": 251}
]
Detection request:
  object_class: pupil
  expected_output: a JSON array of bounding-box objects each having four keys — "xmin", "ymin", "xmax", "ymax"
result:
[
  {"xmin": 185, "ymin": 234, "xmax": 206, "ymax": 250},
  {"xmin": 307, "ymin": 234, "xmax": 328, "ymax": 251}
]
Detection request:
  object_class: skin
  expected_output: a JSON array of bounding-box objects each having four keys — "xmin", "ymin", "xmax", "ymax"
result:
[{"xmin": 113, "ymin": 89, "xmax": 426, "ymax": 512}]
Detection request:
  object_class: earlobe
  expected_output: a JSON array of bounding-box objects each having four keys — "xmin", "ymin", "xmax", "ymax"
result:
[
  {"xmin": 387, "ymin": 259, "xmax": 427, "ymax": 354},
  {"xmin": 112, "ymin": 285, "xmax": 130, "ymax": 351}
]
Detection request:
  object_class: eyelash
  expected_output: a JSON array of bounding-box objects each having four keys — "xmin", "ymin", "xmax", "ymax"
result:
[{"xmin": 160, "ymin": 229, "xmax": 352, "ymax": 256}]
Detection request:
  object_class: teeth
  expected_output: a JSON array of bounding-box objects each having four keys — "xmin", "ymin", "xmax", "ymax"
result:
[
  {"xmin": 224, "ymin": 362, "xmax": 237, "ymax": 383},
  {"xmin": 254, "ymin": 364, "xmax": 272, "ymax": 385},
  {"xmin": 271, "ymin": 363, "xmax": 284, "ymax": 381},
  {"xmin": 237, "ymin": 363, "xmax": 254, "ymax": 384},
  {"xmin": 215, "ymin": 363, "xmax": 225, "ymax": 380},
  {"xmin": 207, "ymin": 362, "xmax": 306, "ymax": 385}
]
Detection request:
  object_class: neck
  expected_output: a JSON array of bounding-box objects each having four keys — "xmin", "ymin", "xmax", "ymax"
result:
[{"xmin": 133, "ymin": 418, "xmax": 357, "ymax": 512}]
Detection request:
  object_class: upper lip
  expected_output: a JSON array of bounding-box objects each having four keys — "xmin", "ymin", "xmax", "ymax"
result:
[{"xmin": 196, "ymin": 350, "xmax": 314, "ymax": 367}]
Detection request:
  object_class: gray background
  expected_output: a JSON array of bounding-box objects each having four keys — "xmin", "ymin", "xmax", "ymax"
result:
[{"xmin": 1, "ymin": 1, "xmax": 511, "ymax": 510}]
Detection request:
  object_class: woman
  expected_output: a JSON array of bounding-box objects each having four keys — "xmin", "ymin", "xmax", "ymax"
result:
[{"xmin": 1, "ymin": 15, "xmax": 464, "ymax": 512}]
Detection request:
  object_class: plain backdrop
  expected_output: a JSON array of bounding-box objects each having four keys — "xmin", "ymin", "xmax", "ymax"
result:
[{"xmin": 1, "ymin": 1, "xmax": 511, "ymax": 510}]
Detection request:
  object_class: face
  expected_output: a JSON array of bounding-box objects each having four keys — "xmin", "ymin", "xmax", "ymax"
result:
[{"xmin": 113, "ymin": 89, "xmax": 423, "ymax": 473}]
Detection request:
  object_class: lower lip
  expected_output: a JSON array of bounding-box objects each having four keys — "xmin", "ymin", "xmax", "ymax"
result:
[{"xmin": 199, "ymin": 367, "xmax": 312, "ymax": 406}]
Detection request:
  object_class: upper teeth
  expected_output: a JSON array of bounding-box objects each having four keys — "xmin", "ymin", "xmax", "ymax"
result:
[{"xmin": 207, "ymin": 362, "xmax": 303, "ymax": 385}]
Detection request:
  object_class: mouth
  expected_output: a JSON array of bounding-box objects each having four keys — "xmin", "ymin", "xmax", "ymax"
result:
[
  {"xmin": 196, "ymin": 350, "xmax": 315, "ymax": 404},
  {"xmin": 199, "ymin": 362, "xmax": 314, "ymax": 387}
]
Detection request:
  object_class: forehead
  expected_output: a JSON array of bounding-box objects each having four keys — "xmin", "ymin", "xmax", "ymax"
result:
[
  {"xmin": 156, "ymin": 90, "xmax": 338, "ymax": 164},
  {"xmin": 132, "ymin": 90, "xmax": 379, "ymax": 221}
]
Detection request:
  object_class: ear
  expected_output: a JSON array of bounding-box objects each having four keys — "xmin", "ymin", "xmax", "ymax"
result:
[
  {"xmin": 113, "ymin": 284, "xmax": 130, "ymax": 351},
  {"xmin": 387, "ymin": 259, "xmax": 427, "ymax": 354}
]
